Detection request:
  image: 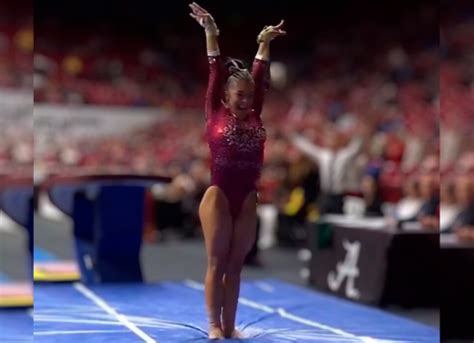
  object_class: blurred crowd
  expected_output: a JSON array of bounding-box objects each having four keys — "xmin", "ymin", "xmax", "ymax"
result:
[
  {"xmin": 0, "ymin": 4, "xmax": 33, "ymax": 178},
  {"xmin": 439, "ymin": 2, "xmax": 474, "ymax": 239},
  {"xmin": 0, "ymin": 10, "xmax": 32, "ymax": 90}
]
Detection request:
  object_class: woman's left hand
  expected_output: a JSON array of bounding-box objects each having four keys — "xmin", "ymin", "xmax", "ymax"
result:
[{"xmin": 257, "ymin": 20, "xmax": 286, "ymax": 44}]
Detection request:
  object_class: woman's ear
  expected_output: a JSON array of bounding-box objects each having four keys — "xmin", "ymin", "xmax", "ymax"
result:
[{"xmin": 224, "ymin": 90, "xmax": 229, "ymax": 103}]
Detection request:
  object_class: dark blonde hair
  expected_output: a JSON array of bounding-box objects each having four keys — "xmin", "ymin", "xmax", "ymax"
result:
[{"xmin": 224, "ymin": 57, "xmax": 253, "ymax": 89}]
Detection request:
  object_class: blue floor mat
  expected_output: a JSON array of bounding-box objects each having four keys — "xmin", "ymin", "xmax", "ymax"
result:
[
  {"xmin": 33, "ymin": 279, "xmax": 438, "ymax": 342},
  {"xmin": 0, "ymin": 309, "xmax": 32, "ymax": 342}
]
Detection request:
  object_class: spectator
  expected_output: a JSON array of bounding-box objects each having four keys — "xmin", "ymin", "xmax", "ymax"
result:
[
  {"xmin": 394, "ymin": 178, "xmax": 423, "ymax": 223},
  {"xmin": 289, "ymin": 123, "xmax": 365, "ymax": 215},
  {"xmin": 450, "ymin": 175, "xmax": 474, "ymax": 240},
  {"xmin": 360, "ymin": 171, "xmax": 384, "ymax": 217}
]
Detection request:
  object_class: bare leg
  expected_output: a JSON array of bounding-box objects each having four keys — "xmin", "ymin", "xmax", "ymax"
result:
[
  {"xmin": 199, "ymin": 186, "xmax": 234, "ymax": 339},
  {"xmin": 222, "ymin": 191, "xmax": 258, "ymax": 338}
]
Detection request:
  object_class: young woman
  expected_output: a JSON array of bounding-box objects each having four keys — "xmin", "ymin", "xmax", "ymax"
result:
[{"xmin": 189, "ymin": 2, "xmax": 285, "ymax": 339}]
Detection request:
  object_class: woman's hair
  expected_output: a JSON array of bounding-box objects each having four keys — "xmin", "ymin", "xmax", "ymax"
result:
[{"xmin": 224, "ymin": 57, "xmax": 253, "ymax": 89}]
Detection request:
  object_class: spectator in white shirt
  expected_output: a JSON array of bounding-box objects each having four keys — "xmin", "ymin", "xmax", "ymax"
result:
[{"xmin": 289, "ymin": 124, "xmax": 364, "ymax": 215}]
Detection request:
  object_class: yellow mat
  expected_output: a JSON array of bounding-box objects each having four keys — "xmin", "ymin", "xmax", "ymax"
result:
[
  {"xmin": 34, "ymin": 261, "xmax": 80, "ymax": 282},
  {"xmin": 0, "ymin": 283, "xmax": 33, "ymax": 308}
]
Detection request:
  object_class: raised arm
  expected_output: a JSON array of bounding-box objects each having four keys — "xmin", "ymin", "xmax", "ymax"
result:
[
  {"xmin": 189, "ymin": 2, "xmax": 223, "ymax": 114},
  {"xmin": 290, "ymin": 133, "xmax": 325, "ymax": 163},
  {"xmin": 252, "ymin": 20, "xmax": 286, "ymax": 114}
]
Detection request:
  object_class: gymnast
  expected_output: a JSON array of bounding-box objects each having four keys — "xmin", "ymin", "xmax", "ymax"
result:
[{"xmin": 189, "ymin": 2, "xmax": 286, "ymax": 338}]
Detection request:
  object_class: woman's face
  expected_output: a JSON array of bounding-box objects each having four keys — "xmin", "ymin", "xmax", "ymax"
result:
[{"xmin": 226, "ymin": 79, "xmax": 254, "ymax": 119}]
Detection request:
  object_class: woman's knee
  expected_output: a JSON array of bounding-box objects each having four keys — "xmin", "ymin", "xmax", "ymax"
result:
[
  {"xmin": 207, "ymin": 256, "xmax": 227, "ymax": 277},
  {"xmin": 225, "ymin": 257, "xmax": 244, "ymax": 279}
]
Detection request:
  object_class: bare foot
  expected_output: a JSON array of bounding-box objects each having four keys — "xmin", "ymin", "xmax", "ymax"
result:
[
  {"xmin": 224, "ymin": 328, "xmax": 243, "ymax": 339},
  {"xmin": 208, "ymin": 326, "xmax": 225, "ymax": 340},
  {"xmin": 231, "ymin": 329, "xmax": 243, "ymax": 339}
]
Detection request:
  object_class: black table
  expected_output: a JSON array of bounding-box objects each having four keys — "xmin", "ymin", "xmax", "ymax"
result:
[
  {"xmin": 440, "ymin": 234, "xmax": 474, "ymax": 340},
  {"xmin": 309, "ymin": 215, "xmax": 439, "ymax": 307}
]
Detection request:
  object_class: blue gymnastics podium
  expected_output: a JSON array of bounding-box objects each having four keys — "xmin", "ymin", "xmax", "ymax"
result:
[
  {"xmin": 41, "ymin": 174, "xmax": 171, "ymax": 284},
  {"xmin": 71, "ymin": 184, "xmax": 146, "ymax": 283},
  {"xmin": 93, "ymin": 184, "xmax": 146, "ymax": 282}
]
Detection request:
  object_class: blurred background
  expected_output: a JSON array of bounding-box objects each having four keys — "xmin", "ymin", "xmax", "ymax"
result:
[
  {"xmin": 440, "ymin": 0, "xmax": 474, "ymax": 231},
  {"xmin": 0, "ymin": 0, "xmax": 468, "ymax": 339},
  {"xmin": 34, "ymin": 0, "xmax": 440, "ymax": 182},
  {"xmin": 440, "ymin": 1, "xmax": 474, "ymax": 340},
  {"xmin": 0, "ymin": 0, "xmax": 33, "ymax": 285},
  {"xmin": 0, "ymin": 0, "xmax": 33, "ymax": 341},
  {"xmin": 31, "ymin": 0, "xmax": 447, "ymax": 329}
]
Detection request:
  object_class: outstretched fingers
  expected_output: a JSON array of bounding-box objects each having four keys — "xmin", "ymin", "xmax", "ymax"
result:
[
  {"xmin": 189, "ymin": 3, "xmax": 201, "ymax": 16},
  {"xmin": 275, "ymin": 19, "xmax": 285, "ymax": 29},
  {"xmin": 191, "ymin": 2, "xmax": 208, "ymax": 15},
  {"xmin": 270, "ymin": 20, "xmax": 286, "ymax": 36},
  {"xmin": 189, "ymin": 2, "xmax": 215, "ymax": 28},
  {"xmin": 189, "ymin": 4, "xmax": 201, "ymax": 15}
]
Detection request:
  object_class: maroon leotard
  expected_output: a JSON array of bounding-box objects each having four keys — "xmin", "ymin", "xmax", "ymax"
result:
[{"xmin": 205, "ymin": 55, "xmax": 268, "ymax": 218}]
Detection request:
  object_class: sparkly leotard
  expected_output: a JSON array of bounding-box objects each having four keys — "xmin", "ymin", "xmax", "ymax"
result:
[{"xmin": 205, "ymin": 55, "xmax": 268, "ymax": 218}]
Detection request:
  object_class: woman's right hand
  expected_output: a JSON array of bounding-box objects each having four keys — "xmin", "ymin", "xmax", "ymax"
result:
[
  {"xmin": 257, "ymin": 20, "xmax": 286, "ymax": 44},
  {"xmin": 189, "ymin": 2, "xmax": 219, "ymax": 35}
]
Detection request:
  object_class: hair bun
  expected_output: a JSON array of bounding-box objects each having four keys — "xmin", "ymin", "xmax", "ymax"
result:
[
  {"xmin": 228, "ymin": 65, "xmax": 240, "ymax": 74},
  {"xmin": 225, "ymin": 57, "xmax": 245, "ymax": 74}
]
